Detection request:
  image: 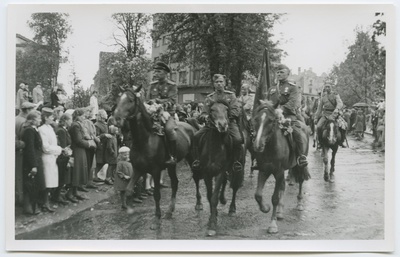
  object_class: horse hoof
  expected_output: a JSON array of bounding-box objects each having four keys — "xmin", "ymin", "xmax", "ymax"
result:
[
  {"xmin": 259, "ymin": 204, "xmax": 271, "ymax": 213},
  {"xmin": 267, "ymin": 226, "xmax": 278, "ymax": 234},
  {"xmin": 195, "ymin": 204, "xmax": 203, "ymax": 211},
  {"xmin": 163, "ymin": 212, "xmax": 173, "ymax": 219},
  {"xmin": 297, "ymin": 204, "xmax": 304, "ymax": 211},
  {"xmin": 220, "ymin": 198, "xmax": 227, "ymax": 205},
  {"xmin": 228, "ymin": 210, "xmax": 236, "ymax": 217},
  {"xmin": 324, "ymin": 174, "xmax": 329, "ymax": 182},
  {"xmin": 207, "ymin": 230, "xmax": 217, "ymax": 237},
  {"xmin": 288, "ymin": 181, "xmax": 294, "ymax": 186},
  {"xmin": 276, "ymin": 212, "xmax": 284, "ymax": 220}
]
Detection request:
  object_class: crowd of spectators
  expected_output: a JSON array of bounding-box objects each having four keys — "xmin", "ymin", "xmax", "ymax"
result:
[{"xmin": 15, "ymin": 87, "xmax": 155, "ymax": 216}]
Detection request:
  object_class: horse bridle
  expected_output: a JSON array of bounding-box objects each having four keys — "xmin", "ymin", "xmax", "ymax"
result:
[
  {"xmin": 257, "ymin": 107, "xmax": 277, "ymax": 144},
  {"xmin": 124, "ymin": 90, "xmax": 140, "ymax": 120}
]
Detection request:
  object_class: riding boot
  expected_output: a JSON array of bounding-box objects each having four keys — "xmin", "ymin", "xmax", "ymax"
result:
[
  {"xmin": 232, "ymin": 144, "xmax": 243, "ymax": 174},
  {"xmin": 292, "ymin": 126, "xmax": 308, "ymax": 168},
  {"xmin": 339, "ymin": 129, "xmax": 347, "ymax": 148},
  {"xmin": 165, "ymin": 139, "xmax": 177, "ymax": 166}
]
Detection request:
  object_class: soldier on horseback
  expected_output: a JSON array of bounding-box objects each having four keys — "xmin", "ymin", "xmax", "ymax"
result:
[
  {"xmin": 266, "ymin": 64, "xmax": 309, "ymax": 167},
  {"xmin": 314, "ymin": 83, "xmax": 347, "ymax": 148},
  {"xmin": 192, "ymin": 74, "xmax": 243, "ymax": 174},
  {"xmin": 147, "ymin": 61, "xmax": 178, "ymax": 165}
]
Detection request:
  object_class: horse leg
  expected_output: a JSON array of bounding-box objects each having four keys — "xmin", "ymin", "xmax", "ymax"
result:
[
  {"xmin": 194, "ymin": 175, "xmax": 203, "ymax": 210},
  {"xmin": 164, "ymin": 166, "xmax": 178, "ymax": 219},
  {"xmin": 286, "ymin": 169, "xmax": 295, "ymax": 186},
  {"xmin": 219, "ymin": 173, "xmax": 227, "ymax": 205},
  {"xmin": 268, "ymin": 171, "xmax": 285, "ymax": 234},
  {"xmin": 297, "ymin": 169, "xmax": 305, "ymax": 211},
  {"xmin": 207, "ymin": 173, "xmax": 224, "ymax": 237},
  {"xmin": 150, "ymin": 169, "xmax": 162, "ymax": 230},
  {"xmin": 329, "ymin": 146, "xmax": 338, "ymax": 183},
  {"xmin": 322, "ymin": 147, "xmax": 330, "ymax": 182},
  {"xmin": 255, "ymin": 169, "xmax": 271, "ymax": 213},
  {"xmin": 276, "ymin": 175, "xmax": 286, "ymax": 220}
]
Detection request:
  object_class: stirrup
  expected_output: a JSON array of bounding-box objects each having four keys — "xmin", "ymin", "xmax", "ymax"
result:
[
  {"xmin": 192, "ymin": 160, "xmax": 201, "ymax": 172},
  {"xmin": 233, "ymin": 161, "xmax": 242, "ymax": 173},
  {"xmin": 297, "ymin": 155, "xmax": 308, "ymax": 167}
]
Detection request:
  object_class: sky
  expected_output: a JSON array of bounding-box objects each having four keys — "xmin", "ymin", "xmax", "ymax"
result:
[{"xmin": 14, "ymin": 7, "xmax": 385, "ymax": 95}]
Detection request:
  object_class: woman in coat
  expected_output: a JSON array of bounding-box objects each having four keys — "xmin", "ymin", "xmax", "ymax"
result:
[
  {"xmin": 69, "ymin": 108, "xmax": 96, "ymax": 200},
  {"xmin": 21, "ymin": 110, "xmax": 45, "ymax": 215},
  {"xmin": 38, "ymin": 107, "xmax": 62, "ymax": 212},
  {"xmin": 55, "ymin": 113, "xmax": 73, "ymax": 204}
]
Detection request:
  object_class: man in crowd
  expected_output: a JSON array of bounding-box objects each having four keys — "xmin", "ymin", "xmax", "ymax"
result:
[
  {"xmin": 90, "ymin": 90, "xmax": 99, "ymax": 123},
  {"xmin": 266, "ymin": 64, "xmax": 309, "ymax": 167},
  {"xmin": 15, "ymin": 83, "xmax": 28, "ymax": 115},
  {"xmin": 237, "ymin": 83, "xmax": 254, "ymax": 121},
  {"xmin": 32, "ymin": 82, "xmax": 44, "ymax": 104},
  {"xmin": 314, "ymin": 83, "xmax": 347, "ymax": 147},
  {"xmin": 146, "ymin": 61, "xmax": 178, "ymax": 166}
]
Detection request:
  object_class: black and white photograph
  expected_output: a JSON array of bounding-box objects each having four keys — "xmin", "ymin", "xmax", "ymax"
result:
[{"xmin": 5, "ymin": 3, "xmax": 396, "ymax": 253}]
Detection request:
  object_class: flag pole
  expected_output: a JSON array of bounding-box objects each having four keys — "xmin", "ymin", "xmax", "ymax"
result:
[{"xmin": 253, "ymin": 48, "xmax": 271, "ymax": 111}]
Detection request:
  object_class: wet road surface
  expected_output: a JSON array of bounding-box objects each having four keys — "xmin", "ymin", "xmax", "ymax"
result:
[{"xmin": 16, "ymin": 134, "xmax": 385, "ymax": 240}]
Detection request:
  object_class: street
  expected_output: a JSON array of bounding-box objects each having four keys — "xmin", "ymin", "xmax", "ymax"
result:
[{"xmin": 16, "ymin": 133, "xmax": 385, "ymax": 240}]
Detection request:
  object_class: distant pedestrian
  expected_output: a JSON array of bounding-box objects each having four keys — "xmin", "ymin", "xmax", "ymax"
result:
[
  {"xmin": 94, "ymin": 109, "xmax": 112, "ymax": 183},
  {"xmin": 16, "ymin": 83, "xmax": 28, "ymax": 115},
  {"xmin": 114, "ymin": 146, "xmax": 134, "ymax": 209},
  {"xmin": 352, "ymin": 110, "xmax": 365, "ymax": 140},
  {"xmin": 32, "ymin": 82, "xmax": 44, "ymax": 104},
  {"xmin": 90, "ymin": 91, "xmax": 99, "ymax": 122}
]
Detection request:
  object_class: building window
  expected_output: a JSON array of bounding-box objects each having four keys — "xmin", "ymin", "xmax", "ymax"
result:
[
  {"xmin": 170, "ymin": 72, "xmax": 177, "ymax": 82},
  {"xmin": 183, "ymin": 94, "xmax": 195, "ymax": 103},
  {"xmin": 179, "ymin": 71, "xmax": 187, "ymax": 84},
  {"xmin": 193, "ymin": 70, "xmax": 201, "ymax": 86}
]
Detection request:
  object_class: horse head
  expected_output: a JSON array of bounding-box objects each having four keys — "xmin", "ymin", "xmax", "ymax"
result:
[
  {"xmin": 252, "ymin": 100, "xmax": 278, "ymax": 153},
  {"xmin": 322, "ymin": 119, "xmax": 338, "ymax": 146},
  {"xmin": 209, "ymin": 100, "xmax": 230, "ymax": 133},
  {"xmin": 114, "ymin": 85, "xmax": 143, "ymax": 120}
]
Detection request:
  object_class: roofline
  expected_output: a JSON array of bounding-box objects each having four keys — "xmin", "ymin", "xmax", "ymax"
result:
[{"xmin": 16, "ymin": 33, "xmax": 36, "ymax": 44}]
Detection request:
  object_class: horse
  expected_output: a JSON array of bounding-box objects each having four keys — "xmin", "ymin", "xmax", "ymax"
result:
[
  {"xmin": 192, "ymin": 100, "xmax": 244, "ymax": 236},
  {"xmin": 237, "ymin": 106, "xmax": 257, "ymax": 177},
  {"xmin": 252, "ymin": 101, "xmax": 310, "ymax": 234},
  {"xmin": 318, "ymin": 118, "xmax": 340, "ymax": 183},
  {"xmin": 114, "ymin": 86, "xmax": 196, "ymax": 230}
]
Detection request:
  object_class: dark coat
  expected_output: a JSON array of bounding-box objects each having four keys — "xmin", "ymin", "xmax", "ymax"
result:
[
  {"xmin": 105, "ymin": 136, "xmax": 118, "ymax": 165},
  {"xmin": 69, "ymin": 121, "xmax": 91, "ymax": 186},
  {"xmin": 21, "ymin": 126, "xmax": 46, "ymax": 193},
  {"xmin": 56, "ymin": 126, "xmax": 71, "ymax": 185},
  {"xmin": 95, "ymin": 121, "xmax": 109, "ymax": 164},
  {"xmin": 113, "ymin": 160, "xmax": 133, "ymax": 191}
]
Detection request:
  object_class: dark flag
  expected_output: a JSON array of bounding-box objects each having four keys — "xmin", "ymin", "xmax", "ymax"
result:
[{"xmin": 253, "ymin": 48, "xmax": 272, "ymax": 111}]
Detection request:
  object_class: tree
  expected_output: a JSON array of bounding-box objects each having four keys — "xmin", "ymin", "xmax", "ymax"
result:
[
  {"xmin": 28, "ymin": 13, "xmax": 72, "ymax": 87},
  {"xmin": 111, "ymin": 13, "xmax": 152, "ymax": 58},
  {"xmin": 152, "ymin": 13, "xmax": 283, "ymax": 95},
  {"xmin": 16, "ymin": 44, "xmax": 55, "ymax": 99},
  {"xmin": 66, "ymin": 85, "xmax": 91, "ymax": 109},
  {"xmin": 327, "ymin": 29, "xmax": 385, "ymax": 107}
]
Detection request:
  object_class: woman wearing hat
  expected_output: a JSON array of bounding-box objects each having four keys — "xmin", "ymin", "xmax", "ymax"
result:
[
  {"xmin": 38, "ymin": 107, "xmax": 62, "ymax": 212},
  {"xmin": 69, "ymin": 108, "xmax": 97, "ymax": 201}
]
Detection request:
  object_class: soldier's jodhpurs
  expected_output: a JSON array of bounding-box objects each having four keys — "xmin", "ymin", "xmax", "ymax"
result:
[{"xmin": 285, "ymin": 114, "xmax": 308, "ymax": 157}]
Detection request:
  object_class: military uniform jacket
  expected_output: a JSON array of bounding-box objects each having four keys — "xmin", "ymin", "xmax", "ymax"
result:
[
  {"xmin": 146, "ymin": 79, "xmax": 178, "ymax": 114},
  {"xmin": 238, "ymin": 94, "xmax": 254, "ymax": 112},
  {"xmin": 203, "ymin": 90, "xmax": 240, "ymax": 119},
  {"xmin": 266, "ymin": 80, "xmax": 301, "ymax": 116},
  {"xmin": 315, "ymin": 91, "xmax": 343, "ymax": 118}
]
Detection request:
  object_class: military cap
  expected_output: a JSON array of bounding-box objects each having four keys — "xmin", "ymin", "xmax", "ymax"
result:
[
  {"xmin": 153, "ymin": 61, "xmax": 171, "ymax": 73},
  {"xmin": 276, "ymin": 64, "xmax": 289, "ymax": 71},
  {"xmin": 41, "ymin": 107, "xmax": 54, "ymax": 115},
  {"xmin": 20, "ymin": 102, "xmax": 36, "ymax": 109}
]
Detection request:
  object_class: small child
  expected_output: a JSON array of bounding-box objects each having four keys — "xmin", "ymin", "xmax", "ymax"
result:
[
  {"xmin": 114, "ymin": 146, "xmax": 133, "ymax": 209},
  {"xmin": 105, "ymin": 125, "xmax": 118, "ymax": 185}
]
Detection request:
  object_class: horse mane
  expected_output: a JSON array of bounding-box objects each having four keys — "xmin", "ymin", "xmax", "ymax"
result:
[{"xmin": 125, "ymin": 88, "xmax": 153, "ymax": 131}]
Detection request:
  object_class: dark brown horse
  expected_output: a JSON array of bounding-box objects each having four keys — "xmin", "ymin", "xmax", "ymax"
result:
[
  {"xmin": 114, "ymin": 86, "xmax": 196, "ymax": 229},
  {"xmin": 193, "ymin": 100, "xmax": 244, "ymax": 236},
  {"xmin": 252, "ymin": 101, "xmax": 310, "ymax": 234},
  {"xmin": 318, "ymin": 118, "xmax": 340, "ymax": 183}
]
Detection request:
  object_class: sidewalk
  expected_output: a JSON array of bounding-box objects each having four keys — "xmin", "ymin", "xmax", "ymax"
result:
[{"xmin": 15, "ymin": 183, "xmax": 115, "ymax": 237}]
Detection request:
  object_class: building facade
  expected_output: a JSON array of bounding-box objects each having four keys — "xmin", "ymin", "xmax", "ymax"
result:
[{"xmin": 290, "ymin": 67, "xmax": 327, "ymax": 97}]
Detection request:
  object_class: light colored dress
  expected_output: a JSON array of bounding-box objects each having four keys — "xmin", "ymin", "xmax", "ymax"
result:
[{"xmin": 38, "ymin": 124, "xmax": 62, "ymax": 188}]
